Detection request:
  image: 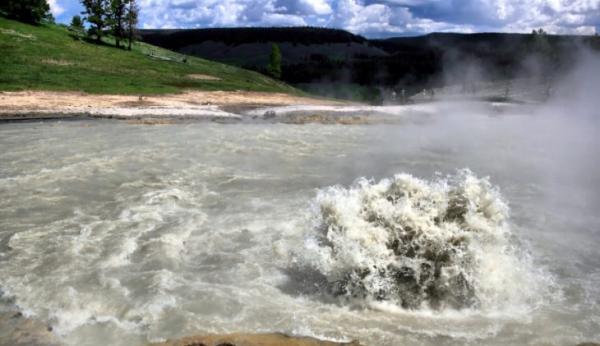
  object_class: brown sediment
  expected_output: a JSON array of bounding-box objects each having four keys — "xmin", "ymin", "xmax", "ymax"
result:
[
  {"xmin": 219, "ymin": 103, "xmax": 289, "ymax": 114},
  {"xmin": 277, "ymin": 113, "xmax": 404, "ymax": 125},
  {"xmin": 0, "ymin": 311, "xmax": 60, "ymax": 346},
  {"xmin": 125, "ymin": 118, "xmax": 177, "ymax": 125},
  {"xmin": 281, "ymin": 114, "xmax": 374, "ymax": 125},
  {"xmin": 150, "ymin": 333, "xmax": 362, "ymax": 346},
  {"xmin": 115, "ymin": 99, "xmax": 161, "ymax": 108},
  {"xmin": 0, "ymin": 312, "xmax": 365, "ymax": 346}
]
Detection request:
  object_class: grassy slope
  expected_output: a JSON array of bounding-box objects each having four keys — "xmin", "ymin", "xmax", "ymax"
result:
[{"xmin": 0, "ymin": 17, "xmax": 298, "ymax": 95}]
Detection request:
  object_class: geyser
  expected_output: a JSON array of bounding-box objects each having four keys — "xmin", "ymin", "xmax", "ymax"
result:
[{"xmin": 302, "ymin": 169, "xmax": 538, "ymax": 310}]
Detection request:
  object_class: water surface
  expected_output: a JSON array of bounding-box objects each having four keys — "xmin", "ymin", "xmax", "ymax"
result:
[{"xmin": 1, "ymin": 103, "xmax": 599, "ymax": 345}]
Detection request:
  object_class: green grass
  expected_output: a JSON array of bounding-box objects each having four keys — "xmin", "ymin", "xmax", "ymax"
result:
[{"xmin": 0, "ymin": 17, "xmax": 299, "ymax": 95}]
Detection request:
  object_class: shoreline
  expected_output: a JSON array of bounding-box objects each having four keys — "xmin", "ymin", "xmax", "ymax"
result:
[
  {"xmin": 0, "ymin": 90, "xmax": 346, "ymax": 122},
  {"xmin": 151, "ymin": 333, "xmax": 362, "ymax": 346},
  {"xmin": 1, "ymin": 309, "xmax": 362, "ymax": 346},
  {"xmin": 0, "ymin": 90, "xmax": 528, "ymax": 125}
]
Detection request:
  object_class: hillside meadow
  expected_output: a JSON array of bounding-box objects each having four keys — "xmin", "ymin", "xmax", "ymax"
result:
[{"xmin": 0, "ymin": 17, "xmax": 298, "ymax": 95}]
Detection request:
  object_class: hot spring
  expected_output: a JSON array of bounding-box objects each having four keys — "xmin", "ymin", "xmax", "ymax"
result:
[{"xmin": 0, "ymin": 101, "xmax": 599, "ymax": 346}]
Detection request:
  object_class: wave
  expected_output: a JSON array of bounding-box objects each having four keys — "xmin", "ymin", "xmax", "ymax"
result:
[{"xmin": 300, "ymin": 169, "xmax": 552, "ymax": 311}]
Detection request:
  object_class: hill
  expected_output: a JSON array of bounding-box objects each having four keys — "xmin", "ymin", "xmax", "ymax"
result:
[
  {"xmin": 0, "ymin": 17, "xmax": 297, "ymax": 95},
  {"xmin": 140, "ymin": 27, "xmax": 368, "ymax": 48},
  {"xmin": 139, "ymin": 28, "xmax": 600, "ymax": 102}
]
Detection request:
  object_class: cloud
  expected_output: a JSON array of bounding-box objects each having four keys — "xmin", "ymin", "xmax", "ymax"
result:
[
  {"xmin": 139, "ymin": 0, "xmax": 290, "ymax": 28},
  {"xmin": 132, "ymin": 0, "xmax": 600, "ymax": 36},
  {"xmin": 48, "ymin": 0, "xmax": 65, "ymax": 17},
  {"xmin": 275, "ymin": 0, "xmax": 333, "ymax": 15}
]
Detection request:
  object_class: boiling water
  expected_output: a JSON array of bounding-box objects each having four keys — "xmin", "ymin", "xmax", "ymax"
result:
[{"xmin": 1, "ymin": 102, "xmax": 599, "ymax": 346}]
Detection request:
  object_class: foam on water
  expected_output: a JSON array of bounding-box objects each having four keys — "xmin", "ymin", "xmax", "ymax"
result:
[
  {"xmin": 245, "ymin": 104, "xmax": 439, "ymax": 117},
  {"xmin": 300, "ymin": 169, "xmax": 554, "ymax": 313},
  {"xmin": 1, "ymin": 176, "xmax": 207, "ymax": 336},
  {"xmin": 1, "ymin": 118, "xmax": 597, "ymax": 346}
]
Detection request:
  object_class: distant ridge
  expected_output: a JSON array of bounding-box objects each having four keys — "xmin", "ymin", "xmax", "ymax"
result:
[
  {"xmin": 139, "ymin": 27, "xmax": 600, "ymax": 103},
  {"xmin": 139, "ymin": 27, "xmax": 367, "ymax": 49}
]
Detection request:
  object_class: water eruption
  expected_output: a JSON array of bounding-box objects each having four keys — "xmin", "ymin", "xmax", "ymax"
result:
[{"xmin": 302, "ymin": 170, "xmax": 535, "ymax": 311}]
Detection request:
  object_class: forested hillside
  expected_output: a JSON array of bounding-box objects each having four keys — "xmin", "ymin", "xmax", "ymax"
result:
[{"xmin": 140, "ymin": 27, "xmax": 600, "ymax": 102}]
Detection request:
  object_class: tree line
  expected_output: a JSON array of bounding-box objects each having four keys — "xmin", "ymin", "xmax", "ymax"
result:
[
  {"xmin": 77, "ymin": 0, "xmax": 139, "ymax": 50},
  {"xmin": 139, "ymin": 27, "xmax": 367, "ymax": 50},
  {"xmin": 0, "ymin": 0, "xmax": 53, "ymax": 24},
  {"xmin": 0, "ymin": 0, "xmax": 139, "ymax": 50}
]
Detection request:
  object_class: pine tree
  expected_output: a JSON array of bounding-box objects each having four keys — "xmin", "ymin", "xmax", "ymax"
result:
[
  {"xmin": 125, "ymin": 0, "xmax": 138, "ymax": 51},
  {"xmin": 267, "ymin": 43, "xmax": 282, "ymax": 79},
  {"xmin": 70, "ymin": 15, "xmax": 84, "ymax": 29},
  {"xmin": 69, "ymin": 15, "xmax": 85, "ymax": 36},
  {"xmin": 0, "ymin": 0, "xmax": 51, "ymax": 25},
  {"xmin": 110, "ymin": 0, "xmax": 126, "ymax": 48},
  {"xmin": 81, "ymin": 0, "xmax": 109, "ymax": 43}
]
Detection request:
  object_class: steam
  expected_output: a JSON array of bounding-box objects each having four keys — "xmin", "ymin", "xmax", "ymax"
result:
[
  {"xmin": 292, "ymin": 48, "xmax": 600, "ymax": 313},
  {"xmin": 408, "ymin": 37, "xmax": 600, "ymax": 105},
  {"xmin": 543, "ymin": 49, "xmax": 600, "ymax": 119}
]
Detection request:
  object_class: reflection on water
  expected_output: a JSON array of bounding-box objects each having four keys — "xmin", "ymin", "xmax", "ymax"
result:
[{"xmin": 0, "ymin": 103, "xmax": 599, "ymax": 346}]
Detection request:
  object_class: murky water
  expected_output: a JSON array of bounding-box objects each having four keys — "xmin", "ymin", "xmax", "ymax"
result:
[{"xmin": 1, "ymin": 102, "xmax": 599, "ymax": 345}]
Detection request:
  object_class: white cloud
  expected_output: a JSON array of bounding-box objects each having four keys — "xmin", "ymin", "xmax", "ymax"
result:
[
  {"xmin": 48, "ymin": 0, "xmax": 65, "ymax": 17},
  {"xmin": 136, "ymin": 0, "xmax": 600, "ymax": 36},
  {"xmin": 140, "ymin": 0, "xmax": 313, "ymax": 28},
  {"xmin": 484, "ymin": 0, "xmax": 600, "ymax": 34},
  {"xmin": 263, "ymin": 13, "xmax": 308, "ymax": 25},
  {"xmin": 299, "ymin": 0, "xmax": 333, "ymax": 15},
  {"xmin": 332, "ymin": 0, "xmax": 395, "ymax": 34}
]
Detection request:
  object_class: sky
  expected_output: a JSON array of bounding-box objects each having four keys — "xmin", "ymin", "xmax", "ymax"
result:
[{"xmin": 50, "ymin": 0, "xmax": 600, "ymax": 37}]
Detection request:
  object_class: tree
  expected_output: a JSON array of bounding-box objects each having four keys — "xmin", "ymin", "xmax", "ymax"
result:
[
  {"xmin": 71, "ymin": 15, "xmax": 83, "ymax": 28},
  {"xmin": 110, "ymin": 0, "xmax": 126, "ymax": 48},
  {"xmin": 267, "ymin": 43, "xmax": 282, "ymax": 79},
  {"xmin": 0, "ymin": 0, "xmax": 51, "ymax": 25},
  {"xmin": 81, "ymin": 0, "xmax": 109, "ymax": 43},
  {"xmin": 69, "ymin": 15, "xmax": 85, "ymax": 38},
  {"xmin": 531, "ymin": 28, "xmax": 551, "ymax": 54},
  {"xmin": 530, "ymin": 28, "xmax": 555, "ymax": 99},
  {"xmin": 125, "ymin": 0, "xmax": 138, "ymax": 50}
]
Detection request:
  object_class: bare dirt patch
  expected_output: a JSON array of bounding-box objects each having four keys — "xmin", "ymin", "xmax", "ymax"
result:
[
  {"xmin": 42, "ymin": 59, "xmax": 74, "ymax": 66},
  {"xmin": 187, "ymin": 74, "xmax": 222, "ymax": 81},
  {"xmin": 0, "ymin": 28, "xmax": 36, "ymax": 40}
]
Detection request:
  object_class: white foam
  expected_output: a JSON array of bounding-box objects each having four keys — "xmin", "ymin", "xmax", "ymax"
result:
[
  {"xmin": 246, "ymin": 104, "xmax": 438, "ymax": 117},
  {"xmin": 300, "ymin": 169, "xmax": 554, "ymax": 312}
]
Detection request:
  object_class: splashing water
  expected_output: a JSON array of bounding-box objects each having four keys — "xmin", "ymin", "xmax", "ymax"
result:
[{"xmin": 301, "ymin": 170, "xmax": 550, "ymax": 311}]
